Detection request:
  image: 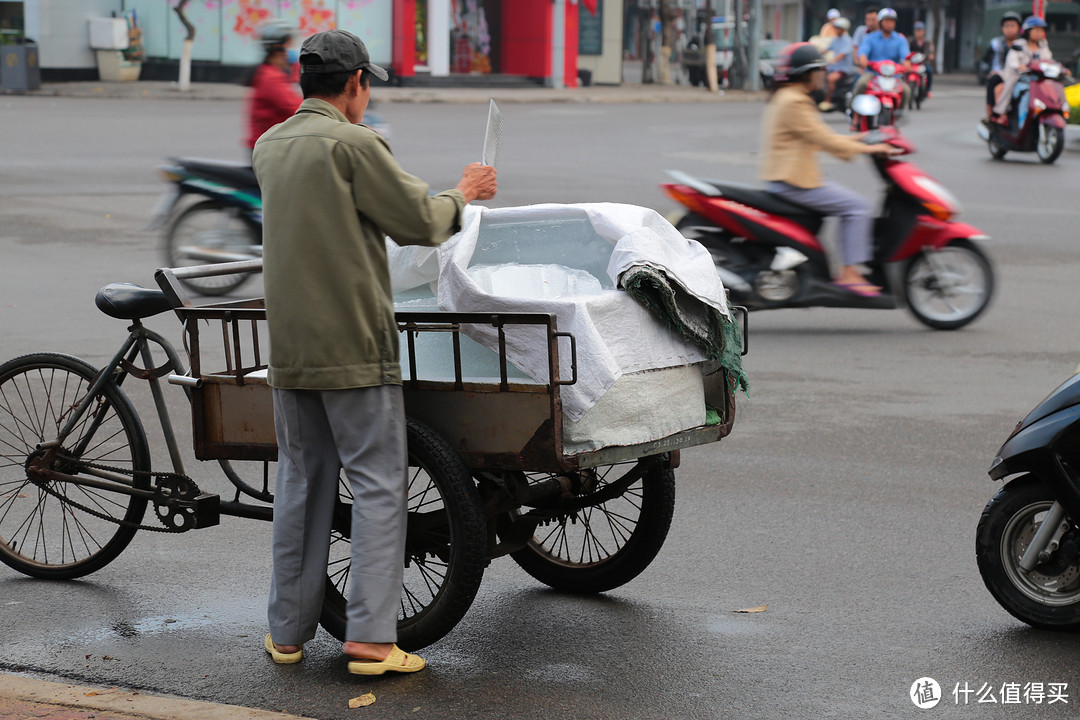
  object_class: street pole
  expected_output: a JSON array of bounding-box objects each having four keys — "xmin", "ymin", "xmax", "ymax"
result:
[
  {"xmin": 705, "ymin": 0, "xmax": 719, "ymax": 91},
  {"xmin": 551, "ymin": 0, "xmax": 565, "ymax": 89},
  {"xmin": 747, "ymin": 0, "xmax": 762, "ymax": 91}
]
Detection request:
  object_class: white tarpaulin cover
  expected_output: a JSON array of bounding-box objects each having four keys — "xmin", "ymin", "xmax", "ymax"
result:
[{"xmin": 389, "ymin": 203, "xmax": 732, "ymax": 425}]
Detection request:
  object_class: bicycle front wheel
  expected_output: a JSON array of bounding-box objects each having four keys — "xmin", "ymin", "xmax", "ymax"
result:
[{"xmin": 0, "ymin": 353, "xmax": 151, "ymax": 579}]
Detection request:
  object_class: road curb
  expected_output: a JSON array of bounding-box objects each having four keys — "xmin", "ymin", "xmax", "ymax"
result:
[
  {"xmin": 8, "ymin": 80, "xmax": 767, "ymax": 105},
  {"xmin": 0, "ymin": 673, "xmax": 313, "ymax": 720}
]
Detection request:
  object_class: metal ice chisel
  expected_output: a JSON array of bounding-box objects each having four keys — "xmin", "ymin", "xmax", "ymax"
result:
[{"xmin": 481, "ymin": 99, "xmax": 503, "ymax": 169}]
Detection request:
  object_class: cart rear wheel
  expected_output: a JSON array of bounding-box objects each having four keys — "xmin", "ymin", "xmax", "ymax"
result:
[
  {"xmin": 320, "ymin": 419, "xmax": 486, "ymax": 650},
  {"xmin": 508, "ymin": 459, "xmax": 675, "ymax": 594},
  {"xmin": 0, "ymin": 353, "xmax": 150, "ymax": 579}
]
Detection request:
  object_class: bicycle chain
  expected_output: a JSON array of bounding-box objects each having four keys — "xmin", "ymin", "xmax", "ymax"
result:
[{"xmin": 34, "ymin": 453, "xmax": 197, "ymax": 533}]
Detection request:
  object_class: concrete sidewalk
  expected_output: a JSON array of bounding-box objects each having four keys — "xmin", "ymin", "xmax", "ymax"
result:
[
  {"xmin": 17, "ymin": 69, "xmax": 982, "ymax": 104},
  {"xmin": 0, "ymin": 674, "xmax": 311, "ymax": 720},
  {"xmin": 20, "ymin": 78, "xmax": 763, "ymax": 104}
]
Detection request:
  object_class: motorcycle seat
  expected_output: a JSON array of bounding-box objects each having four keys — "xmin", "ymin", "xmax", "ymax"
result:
[
  {"xmin": 172, "ymin": 157, "xmax": 259, "ymax": 191},
  {"xmin": 702, "ymin": 181, "xmax": 826, "ymax": 219}
]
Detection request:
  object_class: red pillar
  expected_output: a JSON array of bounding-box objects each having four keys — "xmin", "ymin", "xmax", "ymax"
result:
[
  {"xmin": 564, "ymin": 1, "xmax": 579, "ymax": 87},
  {"xmin": 501, "ymin": 0, "xmax": 553, "ymax": 78},
  {"xmin": 393, "ymin": 0, "xmax": 416, "ymax": 79}
]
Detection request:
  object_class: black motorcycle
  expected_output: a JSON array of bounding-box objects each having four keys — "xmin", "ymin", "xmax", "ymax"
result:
[
  {"xmin": 147, "ymin": 157, "xmax": 263, "ymax": 296},
  {"xmin": 977, "ymin": 372, "xmax": 1080, "ymax": 629}
]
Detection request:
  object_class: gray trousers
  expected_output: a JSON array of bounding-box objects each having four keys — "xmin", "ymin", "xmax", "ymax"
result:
[
  {"xmin": 268, "ymin": 385, "xmax": 407, "ymax": 645},
  {"xmin": 766, "ymin": 180, "xmax": 874, "ymax": 267}
]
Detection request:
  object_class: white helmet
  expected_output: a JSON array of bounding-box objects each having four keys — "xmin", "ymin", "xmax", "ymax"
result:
[
  {"xmin": 877, "ymin": 8, "xmax": 898, "ymax": 22},
  {"xmin": 258, "ymin": 19, "xmax": 293, "ymax": 51}
]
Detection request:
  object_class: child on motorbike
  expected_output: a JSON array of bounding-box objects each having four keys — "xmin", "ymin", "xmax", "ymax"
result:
[
  {"xmin": 985, "ymin": 11, "xmax": 1023, "ymax": 120},
  {"xmin": 759, "ymin": 43, "xmax": 898, "ymax": 298},
  {"xmin": 245, "ymin": 20, "xmax": 302, "ymax": 156},
  {"xmin": 992, "ymin": 16, "xmax": 1055, "ymax": 122}
]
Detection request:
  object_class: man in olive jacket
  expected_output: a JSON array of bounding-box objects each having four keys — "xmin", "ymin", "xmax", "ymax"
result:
[{"xmin": 253, "ymin": 29, "xmax": 496, "ymax": 676}]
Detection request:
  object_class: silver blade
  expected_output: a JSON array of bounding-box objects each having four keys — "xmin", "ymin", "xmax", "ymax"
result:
[{"xmin": 481, "ymin": 99, "xmax": 503, "ymax": 169}]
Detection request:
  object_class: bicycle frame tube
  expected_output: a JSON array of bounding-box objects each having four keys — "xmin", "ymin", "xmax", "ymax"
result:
[{"xmin": 41, "ymin": 322, "xmax": 190, "ymax": 483}]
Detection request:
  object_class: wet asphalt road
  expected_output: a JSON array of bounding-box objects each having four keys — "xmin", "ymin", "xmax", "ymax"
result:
[{"xmin": 2, "ymin": 82, "xmax": 1080, "ymax": 719}]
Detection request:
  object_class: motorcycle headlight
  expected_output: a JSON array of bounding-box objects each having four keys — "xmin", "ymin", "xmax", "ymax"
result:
[
  {"xmin": 880, "ymin": 62, "xmax": 896, "ymax": 77},
  {"xmin": 912, "ymin": 175, "xmax": 962, "ymax": 220},
  {"xmin": 878, "ymin": 77, "xmax": 897, "ymax": 92},
  {"xmin": 1044, "ymin": 64, "xmax": 1062, "ymax": 79}
]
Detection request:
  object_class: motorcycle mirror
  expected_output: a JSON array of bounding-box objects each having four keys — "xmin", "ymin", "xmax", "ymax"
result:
[{"xmin": 851, "ymin": 94, "xmax": 882, "ymax": 117}]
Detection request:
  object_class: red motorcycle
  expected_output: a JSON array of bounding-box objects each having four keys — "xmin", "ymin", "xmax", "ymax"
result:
[
  {"xmin": 849, "ymin": 60, "xmax": 908, "ymax": 130},
  {"xmin": 905, "ymin": 52, "xmax": 929, "ymax": 109},
  {"xmin": 661, "ymin": 128, "xmax": 994, "ymax": 330},
  {"xmin": 977, "ymin": 58, "xmax": 1068, "ymax": 164}
]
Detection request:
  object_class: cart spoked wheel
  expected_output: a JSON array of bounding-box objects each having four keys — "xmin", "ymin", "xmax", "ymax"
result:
[
  {"xmin": 507, "ymin": 458, "xmax": 676, "ymax": 594},
  {"xmin": 320, "ymin": 419, "xmax": 487, "ymax": 651}
]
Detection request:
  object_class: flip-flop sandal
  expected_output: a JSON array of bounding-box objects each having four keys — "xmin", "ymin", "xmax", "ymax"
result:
[
  {"xmin": 831, "ymin": 281, "xmax": 882, "ymax": 298},
  {"xmin": 265, "ymin": 634, "xmax": 303, "ymax": 664},
  {"xmin": 347, "ymin": 644, "xmax": 426, "ymax": 676}
]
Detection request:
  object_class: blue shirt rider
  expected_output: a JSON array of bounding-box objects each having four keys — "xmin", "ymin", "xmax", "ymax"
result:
[{"xmin": 853, "ymin": 8, "xmax": 911, "ymax": 108}]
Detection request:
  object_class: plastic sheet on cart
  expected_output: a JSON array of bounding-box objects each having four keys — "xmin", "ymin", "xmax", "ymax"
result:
[{"xmin": 389, "ymin": 203, "xmax": 732, "ymax": 437}]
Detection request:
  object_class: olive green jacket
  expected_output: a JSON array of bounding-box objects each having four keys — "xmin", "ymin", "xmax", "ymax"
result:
[{"xmin": 253, "ymin": 98, "xmax": 466, "ymax": 389}]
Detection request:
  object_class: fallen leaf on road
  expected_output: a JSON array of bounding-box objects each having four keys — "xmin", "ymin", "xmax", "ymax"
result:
[
  {"xmin": 85, "ymin": 691, "xmax": 99, "ymax": 696},
  {"xmin": 349, "ymin": 693, "xmax": 376, "ymax": 708},
  {"xmin": 734, "ymin": 605, "xmax": 768, "ymax": 613}
]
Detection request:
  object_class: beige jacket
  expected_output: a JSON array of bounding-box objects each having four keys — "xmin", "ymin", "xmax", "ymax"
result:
[
  {"xmin": 253, "ymin": 99, "xmax": 466, "ymax": 390},
  {"xmin": 758, "ymin": 85, "xmax": 867, "ymax": 188}
]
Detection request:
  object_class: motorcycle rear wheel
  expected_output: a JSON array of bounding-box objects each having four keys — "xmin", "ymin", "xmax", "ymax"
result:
[
  {"xmin": 903, "ymin": 238, "xmax": 993, "ymax": 330},
  {"xmin": 164, "ymin": 200, "xmax": 260, "ymax": 297},
  {"xmin": 977, "ymin": 475, "xmax": 1080, "ymax": 630},
  {"xmin": 1037, "ymin": 124, "xmax": 1065, "ymax": 165}
]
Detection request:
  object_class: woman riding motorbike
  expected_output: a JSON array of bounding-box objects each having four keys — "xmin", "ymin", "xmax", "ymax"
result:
[
  {"xmin": 244, "ymin": 20, "xmax": 302, "ymax": 155},
  {"xmin": 759, "ymin": 43, "xmax": 898, "ymax": 297},
  {"xmin": 992, "ymin": 16, "xmax": 1057, "ymax": 122}
]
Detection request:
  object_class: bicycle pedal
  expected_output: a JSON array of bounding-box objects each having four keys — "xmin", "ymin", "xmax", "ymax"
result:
[{"xmin": 192, "ymin": 493, "xmax": 221, "ymax": 529}]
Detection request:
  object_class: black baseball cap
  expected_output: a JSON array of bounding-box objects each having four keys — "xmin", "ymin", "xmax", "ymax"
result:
[{"xmin": 299, "ymin": 30, "xmax": 388, "ymax": 81}]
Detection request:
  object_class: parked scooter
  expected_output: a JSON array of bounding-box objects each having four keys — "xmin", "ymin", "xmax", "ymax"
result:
[
  {"xmin": 905, "ymin": 52, "xmax": 929, "ymax": 109},
  {"xmin": 660, "ymin": 125, "xmax": 994, "ymax": 330},
  {"xmin": 849, "ymin": 60, "xmax": 908, "ymax": 130},
  {"xmin": 976, "ymin": 58, "xmax": 1068, "ymax": 164},
  {"xmin": 147, "ymin": 157, "xmax": 263, "ymax": 296},
  {"xmin": 977, "ymin": 371, "xmax": 1080, "ymax": 629}
]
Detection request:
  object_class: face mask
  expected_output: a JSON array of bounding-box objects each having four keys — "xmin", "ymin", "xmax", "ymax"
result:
[{"xmin": 286, "ymin": 48, "xmax": 299, "ymax": 64}]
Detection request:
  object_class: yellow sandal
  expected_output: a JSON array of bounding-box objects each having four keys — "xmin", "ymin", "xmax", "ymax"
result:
[
  {"xmin": 347, "ymin": 645, "xmax": 426, "ymax": 675},
  {"xmin": 264, "ymin": 634, "xmax": 303, "ymax": 664}
]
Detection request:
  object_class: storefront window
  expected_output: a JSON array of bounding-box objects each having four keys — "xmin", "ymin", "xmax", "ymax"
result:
[
  {"xmin": 416, "ymin": 0, "xmax": 428, "ymax": 65},
  {"xmin": 452, "ymin": 0, "xmax": 491, "ymax": 73}
]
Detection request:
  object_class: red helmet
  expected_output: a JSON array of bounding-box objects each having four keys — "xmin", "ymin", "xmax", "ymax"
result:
[{"xmin": 773, "ymin": 42, "xmax": 827, "ymax": 83}]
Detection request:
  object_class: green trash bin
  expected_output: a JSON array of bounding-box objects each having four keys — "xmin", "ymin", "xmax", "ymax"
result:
[{"xmin": 1, "ymin": 39, "xmax": 41, "ymax": 92}]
